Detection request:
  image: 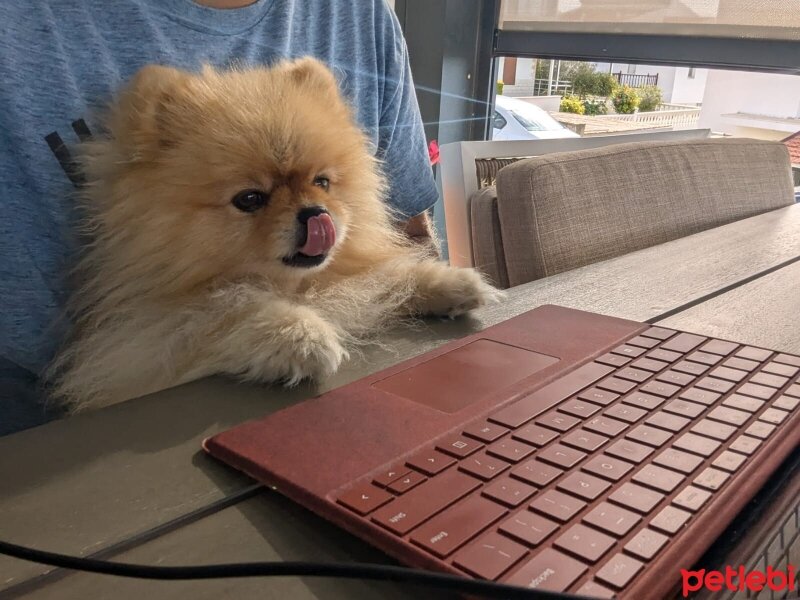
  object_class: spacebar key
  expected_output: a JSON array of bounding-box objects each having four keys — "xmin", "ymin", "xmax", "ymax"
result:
[
  {"xmin": 489, "ymin": 362, "xmax": 614, "ymax": 428},
  {"xmin": 372, "ymin": 469, "xmax": 480, "ymax": 535}
]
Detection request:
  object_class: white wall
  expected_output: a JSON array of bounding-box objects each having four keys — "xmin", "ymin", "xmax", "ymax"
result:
[{"xmin": 698, "ymin": 70, "xmax": 800, "ymax": 137}]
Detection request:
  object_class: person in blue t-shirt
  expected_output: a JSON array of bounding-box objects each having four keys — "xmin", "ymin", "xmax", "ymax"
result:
[{"xmin": 0, "ymin": 0, "xmax": 439, "ymax": 435}]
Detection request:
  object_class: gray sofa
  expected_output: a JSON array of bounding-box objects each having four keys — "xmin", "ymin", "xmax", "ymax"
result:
[{"xmin": 470, "ymin": 138, "xmax": 796, "ymax": 289}]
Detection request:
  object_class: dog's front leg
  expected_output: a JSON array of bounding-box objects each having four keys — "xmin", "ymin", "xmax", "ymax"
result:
[
  {"xmin": 205, "ymin": 294, "xmax": 348, "ymax": 386},
  {"xmin": 381, "ymin": 259, "xmax": 502, "ymax": 319}
]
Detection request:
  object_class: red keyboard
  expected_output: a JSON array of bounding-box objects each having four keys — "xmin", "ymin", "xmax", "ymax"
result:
[{"xmin": 334, "ymin": 327, "xmax": 800, "ymax": 598}]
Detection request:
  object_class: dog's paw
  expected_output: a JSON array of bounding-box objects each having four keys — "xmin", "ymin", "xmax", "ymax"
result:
[
  {"xmin": 272, "ymin": 313, "xmax": 349, "ymax": 385},
  {"xmin": 412, "ymin": 267, "xmax": 504, "ymax": 318}
]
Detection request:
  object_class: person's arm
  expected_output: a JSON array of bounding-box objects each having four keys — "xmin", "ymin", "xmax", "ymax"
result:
[{"xmin": 375, "ymin": 6, "xmax": 441, "ymax": 255}]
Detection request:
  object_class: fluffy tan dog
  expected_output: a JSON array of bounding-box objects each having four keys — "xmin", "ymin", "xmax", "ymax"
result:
[{"xmin": 49, "ymin": 58, "xmax": 499, "ymax": 411}]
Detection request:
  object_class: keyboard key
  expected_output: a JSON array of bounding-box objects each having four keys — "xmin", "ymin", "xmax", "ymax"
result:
[
  {"xmin": 406, "ymin": 449, "xmax": 456, "ymax": 476},
  {"xmin": 622, "ymin": 391, "xmax": 665, "ymax": 410},
  {"xmin": 554, "ymin": 523, "xmax": 615, "ymax": 562},
  {"xmin": 641, "ymin": 326, "xmax": 675, "ymax": 340},
  {"xmin": 786, "ymin": 384, "xmax": 800, "ymax": 398},
  {"xmin": 650, "ymin": 505, "xmax": 691, "ymax": 534},
  {"xmin": 483, "ymin": 476, "xmax": 537, "ymax": 508},
  {"xmin": 463, "ymin": 421, "xmax": 509, "ymax": 443},
  {"xmin": 695, "ymin": 377, "xmax": 735, "ymax": 395},
  {"xmin": 597, "ymin": 377, "xmax": 637, "ymax": 395},
  {"xmin": 578, "ymin": 387, "xmax": 620, "ymax": 406},
  {"xmin": 627, "ymin": 424, "xmax": 672, "ymax": 448},
  {"xmin": 626, "ymin": 335, "xmax": 661, "ymax": 349},
  {"xmin": 452, "ymin": 531, "xmax": 527, "ymax": 580},
  {"xmin": 633, "ymin": 465, "xmax": 685, "ymax": 493},
  {"xmin": 723, "ymin": 394, "xmax": 765, "ymax": 413},
  {"xmin": 487, "ymin": 438, "xmax": 536, "ymax": 463},
  {"xmin": 745, "ymin": 421, "xmax": 776, "ymax": 440},
  {"xmin": 774, "ymin": 353, "xmax": 800, "ymax": 367},
  {"xmin": 662, "ymin": 332, "xmax": 707, "ymax": 354},
  {"xmin": 373, "ymin": 466, "xmax": 411, "ymax": 488},
  {"xmin": 372, "ymin": 469, "xmax": 480, "ymax": 535},
  {"xmin": 410, "ymin": 496, "xmax": 506, "ymax": 558},
  {"xmin": 596, "ymin": 553, "xmax": 644, "ymax": 590},
  {"xmin": 531, "ymin": 490, "xmax": 586, "ymax": 523},
  {"xmin": 609, "ymin": 482, "xmax": 664, "ymax": 514},
  {"xmin": 708, "ymin": 366, "xmax": 748, "ymax": 383},
  {"xmin": 693, "ymin": 467, "xmax": 730, "ymax": 491},
  {"xmin": 700, "ymin": 339, "xmax": 738, "ymax": 356},
  {"xmin": 605, "ymin": 439, "xmax": 654, "ymax": 463},
  {"xmin": 612, "ymin": 344, "xmax": 647, "ymax": 359},
  {"xmin": 686, "ymin": 351, "xmax": 723, "ymax": 366},
  {"xmin": 605, "ymin": 404, "xmax": 647, "ymax": 424},
  {"xmin": 760, "ymin": 408, "xmax": 789, "ymax": 425},
  {"xmin": 653, "ymin": 448, "xmax": 704, "ymax": 474},
  {"xmin": 596, "ymin": 352, "xmax": 631, "ymax": 367},
  {"xmin": 672, "ymin": 486, "xmax": 712, "ymax": 512},
  {"xmin": 773, "ymin": 395, "xmax": 800, "ymax": 411},
  {"xmin": 388, "ymin": 471, "xmax": 427, "ymax": 494},
  {"xmin": 561, "ymin": 429, "xmax": 609, "ymax": 452},
  {"xmin": 625, "ymin": 529, "xmax": 669, "ymax": 560},
  {"xmin": 640, "ymin": 380, "xmax": 681, "ymax": 398},
  {"xmin": 535, "ymin": 410, "xmax": 580, "ymax": 432},
  {"xmin": 583, "ymin": 502, "xmax": 641, "ymax": 537},
  {"xmin": 512, "ymin": 423, "xmax": 558, "ymax": 447},
  {"xmin": 729, "ymin": 435, "xmax": 762, "ymax": 455},
  {"xmin": 582, "ymin": 455, "xmax": 634, "ymax": 482},
  {"xmin": 338, "ymin": 482, "xmax": 394, "ymax": 515},
  {"xmin": 663, "ymin": 399, "xmax": 706, "ymax": 419},
  {"xmin": 762, "ymin": 362, "xmax": 800, "ymax": 378},
  {"xmin": 490, "ymin": 362, "xmax": 614, "ymax": 428},
  {"xmin": 646, "ymin": 411, "xmax": 690, "ymax": 432},
  {"xmin": 648, "ymin": 349, "xmax": 682, "ymax": 363},
  {"xmin": 735, "ymin": 347, "xmax": 772, "ymax": 362},
  {"xmin": 723, "ymin": 357, "xmax": 760, "ymax": 372},
  {"xmin": 707, "ymin": 406, "xmax": 750, "ymax": 426},
  {"xmin": 504, "ymin": 548, "xmax": 587, "ymax": 592},
  {"xmin": 656, "ymin": 370, "xmax": 697, "ymax": 387},
  {"xmin": 435, "ymin": 435, "xmax": 483, "ymax": 458},
  {"xmin": 673, "ymin": 433, "xmax": 721, "ymax": 457},
  {"xmin": 537, "ymin": 444, "xmax": 586, "ymax": 469},
  {"xmin": 558, "ymin": 399, "xmax": 601, "ymax": 419},
  {"xmin": 459, "ymin": 451, "xmax": 510, "ymax": 481},
  {"xmin": 585, "ymin": 415, "xmax": 628, "ymax": 437},
  {"xmin": 712, "ymin": 451, "xmax": 747, "ymax": 473},
  {"xmin": 691, "ymin": 419, "xmax": 737, "ymax": 441},
  {"xmin": 750, "ymin": 372, "xmax": 789, "ymax": 389},
  {"xmin": 631, "ymin": 357, "xmax": 669, "ymax": 373},
  {"xmin": 557, "ymin": 471, "xmax": 611, "ymax": 501},
  {"xmin": 737, "ymin": 382, "xmax": 778, "ymax": 401},
  {"xmin": 616, "ymin": 367, "xmax": 652, "ymax": 383},
  {"xmin": 680, "ymin": 387, "xmax": 721, "ymax": 406},
  {"xmin": 499, "ymin": 511, "xmax": 558, "ymax": 546},
  {"xmin": 511, "ymin": 459, "xmax": 562, "ymax": 487},
  {"xmin": 672, "ymin": 360, "xmax": 709, "ymax": 376},
  {"xmin": 575, "ymin": 581, "xmax": 616, "ymax": 599}
]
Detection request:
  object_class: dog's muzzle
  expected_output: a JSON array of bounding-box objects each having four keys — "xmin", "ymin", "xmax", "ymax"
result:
[{"xmin": 282, "ymin": 206, "xmax": 336, "ymax": 268}]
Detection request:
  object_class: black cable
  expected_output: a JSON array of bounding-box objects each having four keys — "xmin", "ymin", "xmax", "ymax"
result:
[{"xmin": 0, "ymin": 540, "xmax": 591, "ymax": 600}]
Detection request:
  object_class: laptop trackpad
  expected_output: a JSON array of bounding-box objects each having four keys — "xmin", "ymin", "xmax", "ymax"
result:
[{"xmin": 372, "ymin": 339, "xmax": 559, "ymax": 413}]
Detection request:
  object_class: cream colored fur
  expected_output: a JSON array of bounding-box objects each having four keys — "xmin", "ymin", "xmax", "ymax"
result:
[{"xmin": 48, "ymin": 58, "xmax": 500, "ymax": 411}]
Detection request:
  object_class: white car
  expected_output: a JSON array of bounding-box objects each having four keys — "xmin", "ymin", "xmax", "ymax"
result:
[{"xmin": 492, "ymin": 95, "xmax": 579, "ymax": 141}]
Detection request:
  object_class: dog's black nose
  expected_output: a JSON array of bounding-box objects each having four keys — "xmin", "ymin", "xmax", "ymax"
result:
[{"xmin": 297, "ymin": 206, "xmax": 328, "ymax": 224}]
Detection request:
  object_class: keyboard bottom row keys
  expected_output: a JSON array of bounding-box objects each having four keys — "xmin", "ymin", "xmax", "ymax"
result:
[
  {"xmin": 504, "ymin": 548, "xmax": 588, "ymax": 591},
  {"xmin": 452, "ymin": 531, "xmax": 527, "ymax": 581}
]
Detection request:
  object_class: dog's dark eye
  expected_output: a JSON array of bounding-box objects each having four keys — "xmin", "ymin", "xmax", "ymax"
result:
[
  {"xmin": 231, "ymin": 189, "xmax": 269, "ymax": 213},
  {"xmin": 313, "ymin": 176, "xmax": 330, "ymax": 192}
]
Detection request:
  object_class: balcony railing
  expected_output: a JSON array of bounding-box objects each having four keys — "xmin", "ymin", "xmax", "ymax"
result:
[{"xmin": 613, "ymin": 72, "xmax": 659, "ymax": 88}]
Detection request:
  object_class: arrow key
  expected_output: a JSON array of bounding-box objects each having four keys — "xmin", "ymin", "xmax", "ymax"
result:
[{"xmin": 337, "ymin": 482, "xmax": 394, "ymax": 515}]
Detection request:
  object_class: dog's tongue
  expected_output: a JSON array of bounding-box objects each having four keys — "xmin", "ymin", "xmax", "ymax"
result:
[{"xmin": 299, "ymin": 213, "xmax": 336, "ymax": 256}]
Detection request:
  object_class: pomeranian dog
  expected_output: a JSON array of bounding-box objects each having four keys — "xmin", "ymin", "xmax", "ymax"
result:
[{"xmin": 49, "ymin": 58, "xmax": 499, "ymax": 411}]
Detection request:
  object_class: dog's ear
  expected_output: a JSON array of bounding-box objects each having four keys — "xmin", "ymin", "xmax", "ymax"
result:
[
  {"xmin": 113, "ymin": 64, "xmax": 196, "ymax": 155},
  {"xmin": 283, "ymin": 57, "xmax": 341, "ymax": 98}
]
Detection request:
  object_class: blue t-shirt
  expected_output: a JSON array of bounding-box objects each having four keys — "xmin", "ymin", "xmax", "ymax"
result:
[{"xmin": 0, "ymin": 0, "xmax": 437, "ymax": 434}]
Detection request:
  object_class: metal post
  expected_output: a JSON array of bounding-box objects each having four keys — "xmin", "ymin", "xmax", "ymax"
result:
[{"xmin": 547, "ymin": 59, "xmax": 555, "ymax": 95}]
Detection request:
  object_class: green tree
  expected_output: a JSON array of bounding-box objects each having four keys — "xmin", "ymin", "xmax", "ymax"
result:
[
  {"xmin": 638, "ymin": 85, "xmax": 663, "ymax": 112},
  {"xmin": 612, "ymin": 86, "xmax": 640, "ymax": 114}
]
